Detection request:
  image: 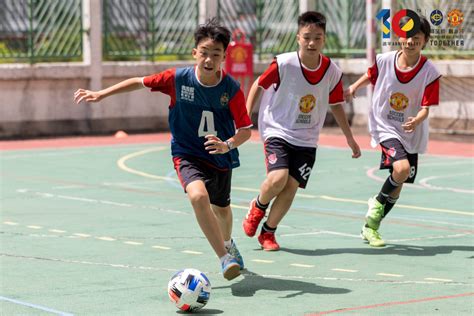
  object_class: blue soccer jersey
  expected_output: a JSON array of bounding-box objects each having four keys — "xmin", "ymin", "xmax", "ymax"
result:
[{"xmin": 143, "ymin": 67, "xmax": 252, "ymax": 169}]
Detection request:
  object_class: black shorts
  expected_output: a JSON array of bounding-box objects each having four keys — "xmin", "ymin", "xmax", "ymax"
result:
[
  {"xmin": 379, "ymin": 138, "xmax": 418, "ymax": 183},
  {"xmin": 264, "ymin": 137, "xmax": 316, "ymax": 189},
  {"xmin": 173, "ymin": 156, "xmax": 232, "ymax": 207}
]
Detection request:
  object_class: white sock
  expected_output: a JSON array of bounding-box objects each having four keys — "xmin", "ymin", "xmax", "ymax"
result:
[
  {"xmin": 224, "ymin": 239, "xmax": 232, "ymax": 250},
  {"xmin": 219, "ymin": 253, "xmax": 231, "ymax": 264}
]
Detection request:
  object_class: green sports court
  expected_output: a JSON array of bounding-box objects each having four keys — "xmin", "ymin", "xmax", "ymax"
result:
[{"xmin": 1, "ymin": 132, "xmax": 472, "ymax": 315}]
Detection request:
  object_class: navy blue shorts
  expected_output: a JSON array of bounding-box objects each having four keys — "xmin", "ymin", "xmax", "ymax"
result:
[
  {"xmin": 379, "ymin": 138, "xmax": 418, "ymax": 183},
  {"xmin": 173, "ymin": 155, "xmax": 232, "ymax": 207},
  {"xmin": 263, "ymin": 137, "xmax": 316, "ymax": 189}
]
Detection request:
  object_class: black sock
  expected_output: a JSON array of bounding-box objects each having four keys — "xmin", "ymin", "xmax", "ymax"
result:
[
  {"xmin": 382, "ymin": 196, "xmax": 398, "ymax": 218},
  {"xmin": 256, "ymin": 195, "xmax": 269, "ymax": 211},
  {"xmin": 376, "ymin": 175, "xmax": 400, "ymax": 205},
  {"xmin": 261, "ymin": 222, "xmax": 276, "ymax": 234}
]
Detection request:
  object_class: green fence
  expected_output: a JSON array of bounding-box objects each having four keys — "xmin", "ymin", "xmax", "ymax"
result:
[
  {"xmin": 0, "ymin": 0, "xmax": 82, "ymax": 63},
  {"xmin": 103, "ymin": 0, "xmax": 199, "ymax": 61},
  {"xmin": 0, "ymin": 0, "xmax": 472, "ymax": 63}
]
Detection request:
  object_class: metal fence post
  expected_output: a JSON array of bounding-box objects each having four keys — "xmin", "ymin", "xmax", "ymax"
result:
[
  {"xmin": 299, "ymin": 0, "xmax": 315, "ymax": 13},
  {"xmin": 82, "ymin": 0, "xmax": 102, "ymax": 91}
]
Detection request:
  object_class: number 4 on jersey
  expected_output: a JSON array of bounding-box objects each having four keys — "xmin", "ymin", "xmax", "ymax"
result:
[{"xmin": 198, "ymin": 111, "xmax": 217, "ymax": 137}]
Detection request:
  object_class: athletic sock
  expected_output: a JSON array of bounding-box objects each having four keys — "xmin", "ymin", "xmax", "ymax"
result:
[
  {"xmin": 224, "ymin": 239, "xmax": 232, "ymax": 250},
  {"xmin": 376, "ymin": 175, "xmax": 400, "ymax": 204},
  {"xmin": 382, "ymin": 196, "xmax": 399, "ymax": 218},
  {"xmin": 219, "ymin": 253, "xmax": 232, "ymax": 264},
  {"xmin": 261, "ymin": 221, "xmax": 276, "ymax": 234},
  {"xmin": 255, "ymin": 195, "xmax": 269, "ymax": 211}
]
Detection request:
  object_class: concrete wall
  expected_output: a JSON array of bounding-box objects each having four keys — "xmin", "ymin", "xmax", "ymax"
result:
[{"xmin": 0, "ymin": 59, "xmax": 472, "ymax": 138}]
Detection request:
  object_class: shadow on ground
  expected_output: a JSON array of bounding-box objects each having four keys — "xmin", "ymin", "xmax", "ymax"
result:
[{"xmin": 213, "ymin": 270, "xmax": 350, "ymax": 298}]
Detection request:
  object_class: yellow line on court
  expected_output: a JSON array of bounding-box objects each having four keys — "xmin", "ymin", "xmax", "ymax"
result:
[{"xmin": 117, "ymin": 148, "xmax": 473, "ymax": 216}]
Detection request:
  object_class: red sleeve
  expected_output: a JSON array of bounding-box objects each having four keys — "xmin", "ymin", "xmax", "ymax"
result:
[
  {"xmin": 422, "ymin": 77, "xmax": 440, "ymax": 106},
  {"xmin": 258, "ymin": 60, "xmax": 279, "ymax": 89},
  {"xmin": 329, "ymin": 78, "xmax": 344, "ymax": 105},
  {"xmin": 229, "ymin": 89, "xmax": 252, "ymax": 129},
  {"xmin": 142, "ymin": 68, "xmax": 176, "ymax": 106},
  {"xmin": 367, "ymin": 62, "xmax": 378, "ymax": 85}
]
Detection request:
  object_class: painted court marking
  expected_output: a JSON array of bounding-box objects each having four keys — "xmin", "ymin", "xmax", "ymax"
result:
[
  {"xmin": 117, "ymin": 148, "xmax": 472, "ymax": 216},
  {"xmin": 309, "ymin": 292, "xmax": 474, "ymax": 315},
  {"xmin": 0, "ymin": 296, "xmax": 74, "ymax": 316}
]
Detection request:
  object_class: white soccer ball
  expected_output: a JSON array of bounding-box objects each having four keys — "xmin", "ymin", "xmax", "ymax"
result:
[{"xmin": 167, "ymin": 268, "xmax": 211, "ymax": 312}]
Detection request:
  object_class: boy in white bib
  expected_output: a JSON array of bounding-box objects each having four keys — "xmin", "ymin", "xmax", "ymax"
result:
[
  {"xmin": 243, "ymin": 11, "xmax": 361, "ymax": 251},
  {"xmin": 345, "ymin": 16, "xmax": 440, "ymax": 247}
]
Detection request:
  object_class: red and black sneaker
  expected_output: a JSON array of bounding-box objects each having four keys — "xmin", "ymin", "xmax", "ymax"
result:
[
  {"xmin": 242, "ymin": 199, "xmax": 265, "ymax": 237},
  {"xmin": 258, "ymin": 232, "xmax": 280, "ymax": 251}
]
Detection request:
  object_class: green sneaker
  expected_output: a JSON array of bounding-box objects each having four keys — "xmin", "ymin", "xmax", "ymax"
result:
[
  {"xmin": 361, "ymin": 225, "xmax": 386, "ymax": 247},
  {"xmin": 366, "ymin": 196, "xmax": 384, "ymax": 230}
]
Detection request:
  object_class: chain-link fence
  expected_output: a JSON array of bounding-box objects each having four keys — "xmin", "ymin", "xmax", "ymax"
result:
[{"xmin": 0, "ymin": 0, "xmax": 472, "ymax": 63}]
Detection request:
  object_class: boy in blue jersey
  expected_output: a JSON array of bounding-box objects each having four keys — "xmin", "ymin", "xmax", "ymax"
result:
[{"xmin": 74, "ymin": 19, "xmax": 252, "ymax": 280}]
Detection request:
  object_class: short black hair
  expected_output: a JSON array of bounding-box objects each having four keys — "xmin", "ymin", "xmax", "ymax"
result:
[
  {"xmin": 418, "ymin": 16, "xmax": 431, "ymax": 40},
  {"xmin": 297, "ymin": 11, "xmax": 326, "ymax": 33},
  {"xmin": 399, "ymin": 15, "xmax": 431, "ymax": 40},
  {"xmin": 194, "ymin": 18, "xmax": 232, "ymax": 51}
]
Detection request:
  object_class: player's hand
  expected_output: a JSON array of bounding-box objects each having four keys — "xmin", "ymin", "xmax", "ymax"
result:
[
  {"xmin": 74, "ymin": 89, "xmax": 102, "ymax": 104},
  {"xmin": 204, "ymin": 134, "xmax": 229, "ymax": 155},
  {"xmin": 344, "ymin": 85, "xmax": 356, "ymax": 103},
  {"xmin": 347, "ymin": 137, "xmax": 361, "ymax": 158},
  {"xmin": 402, "ymin": 117, "xmax": 418, "ymax": 133}
]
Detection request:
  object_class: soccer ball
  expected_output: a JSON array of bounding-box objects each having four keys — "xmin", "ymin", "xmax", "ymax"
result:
[{"xmin": 167, "ymin": 268, "xmax": 211, "ymax": 312}]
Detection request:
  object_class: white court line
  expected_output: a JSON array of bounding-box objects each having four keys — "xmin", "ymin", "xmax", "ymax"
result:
[
  {"xmin": 123, "ymin": 241, "xmax": 143, "ymax": 246},
  {"xmin": 3, "ymin": 221, "xmax": 18, "ymax": 226},
  {"xmin": 3, "ymin": 253, "xmax": 470, "ymax": 286},
  {"xmin": 152, "ymin": 245, "xmax": 171, "ymax": 250},
  {"xmin": 252, "ymin": 259, "xmax": 274, "ymax": 263},
  {"xmin": 419, "ymin": 175, "xmax": 474, "ymax": 194},
  {"xmin": 182, "ymin": 250, "xmax": 203, "ymax": 255},
  {"xmin": 367, "ymin": 166, "xmax": 473, "ymax": 194},
  {"xmin": 425, "ymin": 277, "xmax": 453, "ymax": 282},
  {"xmin": 26, "ymin": 225, "xmax": 42, "ymax": 229},
  {"xmin": 95, "ymin": 237, "xmax": 116, "ymax": 241},
  {"xmin": 49, "ymin": 229, "xmax": 67, "ymax": 233},
  {"xmin": 290, "ymin": 263, "xmax": 315, "ymax": 268},
  {"xmin": 72, "ymin": 233, "xmax": 90, "ymax": 237},
  {"xmin": 332, "ymin": 268, "xmax": 358, "ymax": 273},
  {"xmin": 0, "ymin": 296, "xmax": 74, "ymax": 316},
  {"xmin": 117, "ymin": 148, "xmax": 472, "ymax": 216},
  {"xmin": 377, "ymin": 273, "xmax": 404, "ymax": 277},
  {"xmin": 15, "ymin": 189, "xmax": 187, "ymax": 215}
]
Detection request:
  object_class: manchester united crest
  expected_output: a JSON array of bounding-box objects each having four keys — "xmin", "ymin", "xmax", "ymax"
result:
[
  {"xmin": 299, "ymin": 94, "xmax": 316, "ymax": 113},
  {"xmin": 389, "ymin": 92, "xmax": 409, "ymax": 111}
]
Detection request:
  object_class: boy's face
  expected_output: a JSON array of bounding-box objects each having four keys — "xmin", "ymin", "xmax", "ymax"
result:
[
  {"xmin": 192, "ymin": 38, "xmax": 226, "ymax": 76},
  {"xmin": 297, "ymin": 24, "xmax": 325, "ymax": 57},
  {"xmin": 399, "ymin": 31, "xmax": 426, "ymax": 57}
]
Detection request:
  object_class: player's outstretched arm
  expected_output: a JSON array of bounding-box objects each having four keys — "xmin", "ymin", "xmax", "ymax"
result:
[
  {"xmin": 246, "ymin": 77, "xmax": 263, "ymax": 116},
  {"xmin": 330, "ymin": 103, "xmax": 361, "ymax": 158},
  {"xmin": 73, "ymin": 77, "xmax": 144, "ymax": 104},
  {"xmin": 344, "ymin": 74, "xmax": 370, "ymax": 103}
]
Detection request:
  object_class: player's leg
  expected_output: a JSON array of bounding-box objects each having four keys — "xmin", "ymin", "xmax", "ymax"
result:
[
  {"xmin": 257, "ymin": 144, "xmax": 316, "ymax": 251},
  {"xmin": 383, "ymin": 152, "xmax": 416, "ymax": 218},
  {"xmin": 243, "ymin": 137, "xmax": 290, "ymax": 237},
  {"xmin": 173, "ymin": 157, "xmax": 240, "ymax": 280},
  {"xmin": 258, "ymin": 175, "xmax": 299, "ymax": 251},
  {"xmin": 187, "ymin": 181, "xmax": 227, "ymax": 257}
]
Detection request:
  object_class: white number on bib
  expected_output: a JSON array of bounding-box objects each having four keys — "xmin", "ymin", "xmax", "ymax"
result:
[
  {"xmin": 198, "ymin": 111, "xmax": 217, "ymax": 137},
  {"xmin": 298, "ymin": 163, "xmax": 312, "ymax": 181}
]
